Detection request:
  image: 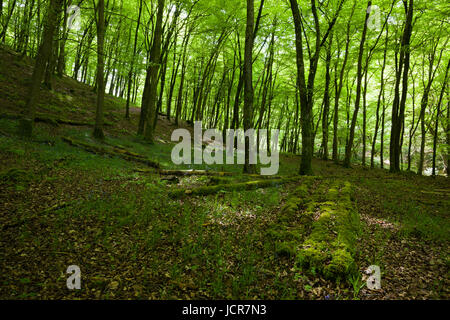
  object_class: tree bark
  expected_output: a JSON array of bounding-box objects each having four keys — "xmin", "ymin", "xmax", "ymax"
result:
[
  {"xmin": 321, "ymin": 33, "xmax": 332, "ymax": 161},
  {"xmin": 290, "ymin": 0, "xmax": 343, "ymax": 175},
  {"xmin": 93, "ymin": 0, "xmax": 106, "ymax": 140},
  {"xmin": 243, "ymin": 0, "xmax": 256, "ymax": 174},
  {"xmin": 332, "ymin": 2, "xmax": 355, "ymax": 163},
  {"xmin": 18, "ymin": 0, "xmax": 62, "ymax": 137},
  {"xmin": 371, "ymin": 26, "xmax": 389, "ymax": 168},
  {"xmin": 389, "ymin": 0, "xmax": 414, "ymax": 173},
  {"xmin": 432, "ymin": 59, "xmax": 450, "ymax": 176},
  {"xmin": 143, "ymin": 0, "xmax": 165, "ymax": 142}
]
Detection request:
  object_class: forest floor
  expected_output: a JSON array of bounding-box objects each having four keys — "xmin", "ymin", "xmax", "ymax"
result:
[{"xmin": 0, "ymin": 46, "xmax": 449, "ymax": 300}]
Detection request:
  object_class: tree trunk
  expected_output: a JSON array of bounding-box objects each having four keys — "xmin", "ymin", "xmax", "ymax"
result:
[
  {"xmin": 447, "ymin": 99, "xmax": 450, "ymax": 177},
  {"xmin": 432, "ymin": 59, "xmax": 450, "ymax": 176},
  {"xmin": 390, "ymin": 0, "xmax": 414, "ymax": 173},
  {"xmin": 243, "ymin": 0, "xmax": 256, "ymax": 174},
  {"xmin": 321, "ymin": 33, "xmax": 332, "ymax": 161},
  {"xmin": 124, "ymin": 0, "xmax": 142, "ymax": 119},
  {"xmin": 57, "ymin": 0, "xmax": 69, "ymax": 77},
  {"xmin": 18, "ymin": 0, "xmax": 62, "ymax": 137},
  {"xmin": 343, "ymin": 1, "xmax": 371, "ymax": 168},
  {"xmin": 0, "ymin": 0, "xmax": 17, "ymax": 42},
  {"xmin": 143, "ymin": 0, "xmax": 165, "ymax": 142},
  {"xmin": 332, "ymin": 2, "xmax": 355, "ymax": 163},
  {"xmin": 93, "ymin": 0, "xmax": 106, "ymax": 140},
  {"xmin": 290, "ymin": 0, "xmax": 343, "ymax": 175},
  {"xmin": 371, "ymin": 26, "xmax": 389, "ymax": 168}
]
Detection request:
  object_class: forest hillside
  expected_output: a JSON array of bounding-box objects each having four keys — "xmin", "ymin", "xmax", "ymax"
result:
[{"xmin": 0, "ymin": 44, "xmax": 448, "ymax": 300}]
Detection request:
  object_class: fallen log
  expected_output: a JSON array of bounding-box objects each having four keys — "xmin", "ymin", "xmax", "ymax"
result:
[
  {"xmin": 62, "ymin": 136, "xmax": 160, "ymax": 168},
  {"xmin": 168, "ymin": 176, "xmax": 300, "ymax": 198},
  {"xmin": 161, "ymin": 169, "xmax": 234, "ymax": 177},
  {"xmin": 135, "ymin": 168, "xmax": 234, "ymax": 176},
  {"xmin": 0, "ymin": 112, "xmax": 112, "ymax": 127},
  {"xmin": 296, "ymin": 180, "xmax": 360, "ymax": 280}
]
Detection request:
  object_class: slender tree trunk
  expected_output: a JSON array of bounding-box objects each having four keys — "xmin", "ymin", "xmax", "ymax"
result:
[
  {"xmin": 143, "ymin": 0, "xmax": 165, "ymax": 142},
  {"xmin": 44, "ymin": 35, "xmax": 59, "ymax": 90},
  {"xmin": 418, "ymin": 44, "xmax": 444, "ymax": 174},
  {"xmin": 321, "ymin": 33, "xmax": 332, "ymax": 161},
  {"xmin": 175, "ymin": 36, "xmax": 189, "ymax": 125},
  {"xmin": 243, "ymin": 0, "xmax": 256, "ymax": 174},
  {"xmin": 18, "ymin": 0, "xmax": 62, "ymax": 137},
  {"xmin": 57, "ymin": 0, "xmax": 69, "ymax": 77},
  {"xmin": 446, "ymin": 99, "xmax": 450, "ymax": 177},
  {"xmin": 407, "ymin": 66, "xmax": 419, "ymax": 171},
  {"xmin": 371, "ymin": 27, "xmax": 388, "ymax": 168},
  {"xmin": 291, "ymin": 0, "xmax": 344, "ymax": 175},
  {"xmin": 432, "ymin": 59, "xmax": 450, "ymax": 176},
  {"xmin": 0, "ymin": 0, "xmax": 17, "ymax": 42},
  {"xmin": 332, "ymin": 2, "xmax": 355, "ymax": 162},
  {"xmin": 93, "ymin": 0, "xmax": 106, "ymax": 140},
  {"xmin": 343, "ymin": 1, "xmax": 371, "ymax": 168}
]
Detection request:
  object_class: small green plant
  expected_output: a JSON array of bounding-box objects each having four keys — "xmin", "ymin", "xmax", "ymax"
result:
[{"xmin": 349, "ymin": 273, "xmax": 366, "ymax": 299}]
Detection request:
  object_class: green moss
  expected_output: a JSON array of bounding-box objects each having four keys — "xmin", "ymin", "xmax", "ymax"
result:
[
  {"xmin": 0, "ymin": 168, "xmax": 33, "ymax": 184},
  {"xmin": 296, "ymin": 239, "xmax": 329, "ymax": 267},
  {"xmin": 266, "ymin": 227, "xmax": 285, "ymax": 240},
  {"xmin": 267, "ymin": 225, "xmax": 304, "ymax": 241},
  {"xmin": 323, "ymin": 248, "xmax": 356, "ymax": 280},
  {"xmin": 279, "ymin": 198, "xmax": 302, "ymax": 221},
  {"xmin": 293, "ymin": 184, "xmax": 309, "ymax": 198},
  {"xmin": 327, "ymin": 187, "xmax": 339, "ymax": 201}
]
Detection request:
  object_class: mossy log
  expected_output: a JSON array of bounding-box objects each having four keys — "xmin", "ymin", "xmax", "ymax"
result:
[
  {"xmin": 135, "ymin": 168, "xmax": 234, "ymax": 177},
  {"xmin": 295, "ymin": 181, "xmax": 360, "ymax": 280},
  {"xmin": 266, "ymin": 177, "xmax": 318, "ymax": 257},
  {"xmin": 62, "ymin": 136, "xmax": 160, "ymax": 168},
  {"xmin": 266, "ymin": 178, "xmax": 360, "ymax": 280},
  {"xmin": 169, "ymin": 176, "xmax": 300, "ymax": 198}
]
